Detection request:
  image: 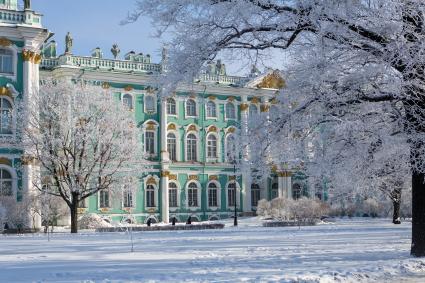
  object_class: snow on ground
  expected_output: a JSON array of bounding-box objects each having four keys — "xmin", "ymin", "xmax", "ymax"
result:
[{"xmin": 0, "ymin": 217, "xmax": 424, "ymax": 283}]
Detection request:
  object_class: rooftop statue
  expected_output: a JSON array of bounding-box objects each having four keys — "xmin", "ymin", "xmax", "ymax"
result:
[
  {"xmin": 111, "ymin": 44, "xmax": 120, "ymax": 59},
  {"xmin": 24, "ymin": 0, "xmax": 30, "ymax": 10},
  {"xmin": 65, "ymin": 32, "xmax": 73, "ymax": 55}
]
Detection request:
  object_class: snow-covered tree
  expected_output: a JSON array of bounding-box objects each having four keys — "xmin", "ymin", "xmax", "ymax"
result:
[
  {"xmin": 128, "ymin": 0, "xmax": 425, "ymax": 257},
  {"xmin": 20, "ymin": 79, "xmax": 146, "ymax": 233}
]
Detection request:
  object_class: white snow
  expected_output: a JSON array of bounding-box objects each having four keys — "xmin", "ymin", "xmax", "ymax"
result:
[{"xmin": 1, "ymin": 218, "xmax": 424, "ymax": 283}]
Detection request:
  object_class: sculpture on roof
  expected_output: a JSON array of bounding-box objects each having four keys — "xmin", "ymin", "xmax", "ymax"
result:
[
  {"xmin": 65, "ymin": 32, "xmax": 73, "ymax": 54},
  {"xmin": 24, "ymin": 0, "xmax": 31, "ymax": 10},
  {"xmin": 111, "ymin": 44, "xmax": 120, "ymax": 59}
]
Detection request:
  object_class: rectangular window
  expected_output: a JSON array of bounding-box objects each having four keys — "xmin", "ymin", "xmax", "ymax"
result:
[
  {"xmin": 251, "ymin": 189, "xmax": 261, "ymax": 207},
  {"xmin": 188, "ymin": 189, "xmax": 198, "ymax": 207},
  {"xmin": 167, "ymin": 136, "xmax": 177, "ymax": 161},
  {"xmin": 208, "ymin": 189, "xmax": 218, "ymax": 207},
  {"xmin": 0, "ymin": 49, "xmax": 13, "ymax": 74},
  {"xmin": 145, "ymin": 131, "xmax": 155, "ymax": 154},
  {"xmin": 78, "ymin": 199, "xmax": 87, "ymax": 208},
  {"xmin": 146, "ymin": 189, "xmax": 155, "ymax": 207},
  {"xmin": 169, "ymin": 189, "xmax": 178, "ymax": 207},
  {"xmin": 228, "ymin": 187, "xmax": 236, "ymax": 207},
  {"xmin": 207, "ymin": 138, "xmax": 217, "ymax": 158},
  {"xmin": 99, "ymin": 191, "xmax": 109, "ymax": 208},
  {"xmin": 123, "ymin": 191, "xmax": 133, "ymax": 208}
]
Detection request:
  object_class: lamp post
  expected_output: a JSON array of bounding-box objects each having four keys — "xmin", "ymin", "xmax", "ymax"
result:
[{"xmin": 233, "ymin": 161, "xmax": 238, "ymax": 226}]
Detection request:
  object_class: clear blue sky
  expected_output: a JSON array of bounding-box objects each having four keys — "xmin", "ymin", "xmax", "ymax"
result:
[{"xmin": 33, "ymin": 0, "xmax": 163, "ymax": 62}]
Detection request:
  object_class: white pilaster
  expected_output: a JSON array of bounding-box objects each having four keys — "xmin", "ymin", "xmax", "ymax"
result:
[
  {"xmin": 161, "ymin": 172, "xmax": 169, "ymax": 223},
  {"xmin": 160, "ymin": 97, "xmax": 169, "ymax": 161},
  {"xmin": 240, "ymin": 95, "xmax": 251, "ymax": 212}
]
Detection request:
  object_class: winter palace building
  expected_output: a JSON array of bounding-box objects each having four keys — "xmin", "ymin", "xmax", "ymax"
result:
[{"xmin": 0, "ymin": 1, "xmax": 313, "ymax": 229}]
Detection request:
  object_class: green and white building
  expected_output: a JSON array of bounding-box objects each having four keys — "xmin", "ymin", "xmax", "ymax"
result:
[{"xmin": 1, "ymin": 1, "xmax": 317, "ymax": 228}]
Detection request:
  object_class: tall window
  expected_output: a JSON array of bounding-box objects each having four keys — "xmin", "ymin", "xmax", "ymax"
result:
[
  {"xmin": 122, "ymin": 94, "xmax": 133, "ymax": 110},
  {"xmin": 0, "ymin": 49, "xmax": 13, "ymax": 74},
  {"xmin": 207, "ymin": 134, "xmax": 217, "ymax": 158},
  {"xmin": 208, "ymin": 183, "xmax": 218, "ymax": 207},
  {"xmin": 292, "ymin": 183, "xmax": 302, "ymax": 200},
  {"xmin": 99, "ymin": 190, "xmax": 110, "ymax": 208},
  {"xmin": 186, "ymin": 99, "xmax": 196, "ymax": 116},
  {"xmin": 206, "ymin": 101, "xmax": 216, "ymax": 117},
  {"xmin": 167, "ymin": 98, "xmax": 176, "ymax": 115},
  {"xmin": 0, "ymin": 168, "xmax": 12, "ymax": 197},
  {"xmin": 188, "ymin": 182, "xmax": 198, "ymax": 207},
  {"xmin": 123, "ymin": 189, "xmax": 133, "ymax": 208},
  {"xmin": 251, "ymin": 184, "xmax": 261, "ymax": 207},
  {"xmin": 227, "ymin": 182, "xmax": 236, "ymax": 207},
  {"xmin": 146, "ymin": 184, "xmax": 155, "ymax": 207},
  {"xmin": 78, "ymin": 199, "xmax": 87, "ymax": 208},
  {"xmin": 145, "ymin": 131, "xmax": 155, "ymax": 154},
  {"xmin": 186, "ymin": 133, "xmax": 197, "ymax": 161},
  {"xmin": 0, "ymin": 98, "xmax": 12, "ymax": 135},
  {"xmin": 249, "ymin": 104, "xmax": 258, "ymax": 117},
  {"xmin": 226, "ymin": 134, "xmax": 236, "ymax": 162},
  {"xmin": 271, "ymin": 182, "xmax": 278, "ymax": 199},
  {"xmin": 169, "ymin": 182, "xmax": 178, "ymax": 207},
  {"xmin": 225, "ymin": 102, "xmax": 235, "ymax": 119},
  {"xmin": 167, "ymin": 133, "xmax": 177, "ymax": 161},
  {"xmin": 145, "ymin": 95, "xmax": 155, "ymax": 113}
]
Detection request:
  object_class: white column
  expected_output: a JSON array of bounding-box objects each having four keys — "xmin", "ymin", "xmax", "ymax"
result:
[
  {"xmin": 240, "ymin": 95, "xmax": 251, "ymax": 212},
  {"xmin": 160, "ymin": 97, "xmax": 169, "ymax": 161},
  {"xmin": 278, "ymin": 175, "xmax": 285, "ymax": 198},
  {"xmin": 280, "ymin": 171, "xmax": 293, "ymax": 199},
  {"xmin": 161, "ymin": 172, "xmax": 169, "ymax": 223}
]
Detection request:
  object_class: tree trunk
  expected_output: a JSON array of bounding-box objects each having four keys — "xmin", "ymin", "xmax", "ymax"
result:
[
  {"xmin": 411, "ymin": 171, "xmax": 425, "ymax": 257},
  {"xmin": 392, "ymin": 199, "xmax": 401, "ymax": 225},
  {"xmin": 70, "ymin": 193, "xmax": 79, "ymax": 233}
]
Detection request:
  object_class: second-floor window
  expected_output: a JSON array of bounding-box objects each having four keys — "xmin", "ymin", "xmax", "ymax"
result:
[
  {"xmin": 167, "ymin": 133, "xmax": 177, "ymax": 161},
  {"xmin": 207, "ymin": 134, "xmax": 217, "ymax": 158},
  {"xmin": 145, "ymin": 131, "xmax": 155, "ymax": 154},
  {"xmin": 122, "ymin": 94, "xmax": 133, "ymax": 110},
  {"xmin": 226, "ymin": 102, "xmax": 236, "ymax": 119},
  {"xmin": 0, "ymin": 49, "xmax": 13, "ymax": 74},
  {"xmin": 206, "ymin": 101, "xmax": 216, "ymax": 117},
  {"xmin": 186, "ymin": 99, "xmax": 196, "ymax": 116},
  {"xmin": 167, "ymin": 98, "xmax": 176, "ymax": 115},
  {"xmin": 186, "ymin": 133, "xmax": 197, "ymax": 161},
  {"xmin": 0, "ymin": 97, "xmax": 12, "ymax": 135},
  {"xmin": 145, "ymin": 95, "xmax": 155, "ymax": 113}
]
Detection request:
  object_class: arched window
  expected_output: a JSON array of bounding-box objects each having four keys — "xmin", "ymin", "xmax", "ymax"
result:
[
  {"xmin": 0, "ymin": 97, "xmax": 12, "ymax": 135},
  {"xmin": 122, "ymin": 94, "xmax": 133, "ymax": 110},
  {"xmin": 271, "ymin": 182, "xmax": 278, "ymax": 199},
  {"xmin": 187, "ymin": 182, "xmax": 199, "ymax": 207},
  {"xmin": 0, "ymin": 168, "xmax": 12, "ymax": 196},
  {"xmin": 208, "ymin": 182, "xmax": 219, "ymax": 207},
  {"xmin": 292, "ymin": 183, "xmax": 302, "ymax": 200},
  {"xmin": 225, "ymin": 102, "xmax": 235, "ymax": 119},
  {"xmin": 167, "ymin": 98, "xmax": 176, "ymax": 115},
  {"xmin": 146, "ymin": 184, "xmax": 155, "ymax": 207},
  {"xmin": 0, "ymin": 49, "xmax": 13, "ymax": 74},
  {"xmin": 167, "ymin": 133, "xmax": 177, "ymax": 161},
  {"xmin": 145, "ymin": 130, "xmax": 155, "ymax": 154},
  {"xmin": 249, "ymin": 104, "xmax": 258, "ymax": 117},
  {"xmin": 123, "ymin": 188, "xmax": 133, "ymax": 208},
  {"xmin": 186, "ymin": 99, "xmax": 196, "ymax": 116},
  {"xmin": 169, "ymin": 182, "xmax": 178, "ymax": 207},
  {"xmin": 207, "ymin": 134, "xmax": 217, "ymax": 158},
  {"xmin": 251, "ymin": 184, "xmax": 261, "ymax": 207},
  {"xmin": 226, "ymin": 134, "xmax": 236, "ymax": 163},
  {"xmin": 206, "ymin": 101, "xmax": 216, "ymax": 118},
  {"xmin": 227, "ymin": 182, "xmax": 237, "ymax": 207},
  {"xmin": 186, "ymin": 133, "xmax": 197, "ymax": 161},
  {"xmin": 99, "ymin": 190, "xmax": 110, "ymax": 208},
  {"xmin": 145, "ymin": 95, "xmax": 155, "ymax": 113}
]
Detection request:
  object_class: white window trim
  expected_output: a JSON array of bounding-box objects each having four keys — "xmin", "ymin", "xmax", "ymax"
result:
[
  {"xmin": 144, "ymin": 93, "xmax": 157, "ymax": 114},
  {"xmin": 122, "ymin": 188, "xmax": 135, "ymax": 208},
  {"xmin": 185, "ymin": 131, "xmax": 200, "ymax": 162},
  {"xmin": 206, "ymin": 180, "xmax": 221, "ymax": 210},
  {"xmin": 0, "ymin": 45, "xmax": 18, "ymax": 82},
  {"xmin": 145, "ymin": 183, "xmax": 159, "ymax": 209},
  {"xmin": 142, "ymin": 120, "xmax": 159, "ymax": 157},
  {"xmin": 0, "ymin": 95, "xmax": 16, "ymax": 137},
  {"xmin": 0, "ymin": 164, "xmax": 17, "ymax": 199},
  {"xmin": 143, "ymin": 174, "xmax": 160, "ymax": 210},
  {"xmin": 249, "ymin": 103, "xmax": 259, "ymax": 116},
  {"xmin": 121, "ymin": 93, "xmax": 134, "ymax": 111},
  {"xmin": 166, "ymin": 97, "xmax": 178, "ymax": 117},
  {"xmin": 186, "ymin": 180, "xmax": 201, "ymax": 210},
  {"xmin": 98, "ymin": 190, "xmax": 111, "ymax": 209},
  {"xmin": 205, "ymin": 132, "xmax": 220, "ymax": 163},
  {"xmin": 224, "ymin": 132, "xmax": 237, "ymax": 163},
  {"xmin": 225, "ymin": 180, "xmax": 241, "ymax": 210},
  {"xmin": 205, "ymin": 100, "xmax": 218, "ymax": 120},
  {"xmin": 225, "ymin": 101, "xmax": 237, "ymax": 121},
  {"xmin": 184, "ymin": 98, "xmax": 198, "ymax": 118},
  {"xmin": 168, "ymin": 181, "xmax": 181, "ymax": 212},
  {"xmin": 167, "ymin": 129, "xmax": 181, "ymax": 162}
]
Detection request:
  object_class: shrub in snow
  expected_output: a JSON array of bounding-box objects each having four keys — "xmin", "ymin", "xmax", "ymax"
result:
[
  {"xmin": 362, "ymin": 198, "xmax": 380, "ymax": 218},
  {"xmin": 78, "ymin": 213, "xmax": 112, "ymax": 229},
  {"xmin": 256, "ymin": 199, "xmax": 271, "ymax": 218}
]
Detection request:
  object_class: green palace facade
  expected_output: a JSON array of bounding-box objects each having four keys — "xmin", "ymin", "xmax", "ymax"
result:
[{"xmin": 0, "ymin": 1, "xmax": 319, "ymax": 228}]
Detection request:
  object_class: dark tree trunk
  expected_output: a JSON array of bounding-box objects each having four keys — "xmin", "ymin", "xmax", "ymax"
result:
[
  {"xmin": 70, "ymin": 193, "xmax": 79, "ymax": 233},
  {"xmin": 392, "ymin": 199, "xmax": 401, "ymax": 225},
  {"xmin": 411, "ymin": 171, "xmax": 425, "ymax": 257}
]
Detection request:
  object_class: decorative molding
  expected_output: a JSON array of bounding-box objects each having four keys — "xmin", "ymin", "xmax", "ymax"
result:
[
  {"xmin": 0, "ymin": 38, "xmax": 12, "ymax": 47},
  {"xmin": 251, "ymin": 97, "xmax": 259, "ymax": 104},
  {"xmin": 146, "ymin": 176, "xmax": 157, "ymax": 185},
  {"xmin": 0, "ymin": 157, "xmax": 12, "ymax": 166},
  {"xmin": 227, "ymin": 96, "xmax": 235, "ymax": 102},
  {"xmin": 209, "ymin": 175, "xmax": 218, "ymax": 181},
  {"xmin": 277, "ymin": 171, "xmax": 292, "ymax": 177},
  {"xmin": 208, "ymin": 96, "xmax": 216, "ymax": 100},
  {"xmin": 270, "ymin": 98, "xmax": 278, "ymax": 104},
  {"xmin": 146, "ymin": 121, "xmax": 157, "ymax": 130},
  {"xmin": 22, "ymin": 50, "xmax": 34, "ymax": 61},
  {"xmin": 124, "ymin": 85, "xmax": 133, "ymax": 91},
  {"xmin": 240, "ymin": 103, "xmax": 249, "ymax": 111},
  {"xmin": 188, "ymin": 124, "xmax": 197, "ymax": 132},
  {"xmin": 167, "ymin": 123, "xmax": 176, "ymax": 131},
  {"xmin": 161, "ymin": 170, "xmax": 170, "ymax": 178},
  {"xmin": 102, "ymin": 82, "xmax": 110, "ymax": 89},
  {"xmin": 188, "ymin": 175, "xmax": 198, "ymax": 181},
  {"xmin": 169, "ymin": 174, "xmax": 177, "ymax": 181},
  {"xmin": 207, "ymin": 125, "xmax": 218, "ymax": 133},
  {"xmin": 77, "ymin": 208, "xmax": 87, "ymax": 214},
  {"xmin": 229, "ymin": 176, "xmax": 236, "ymax": 181},
  {"xmin": 256, "ymin": 70, "xmax": 285, "ymax": 89},
  {"xmin": 33, "ymin": 53, "xmax": 42, "ymax": 64},
  {"xmin": 0, "ymin": 87, "xmax": 12, "ymax": 98},
  {"xmin": 260, "ymin": 104, "xmax": 270, "ymax": 112},
  {"xmin": 21, "ymin": 156, "xmax": 37, "ymax": 166},
  {"xmin": 227, "ymin": 127, "xmax": 236, "ymax": 134}
]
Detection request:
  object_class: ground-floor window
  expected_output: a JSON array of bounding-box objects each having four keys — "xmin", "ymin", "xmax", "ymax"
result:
[
  {"xmin": 123, "ymin": 190, "xmax": 133, "ymax": 208},
  {"xmin": 227, "ymin": 182, "xmax": 236, "ymax": 207},
  {"xmin": 0, "ymin": 168, "xmax": 12, "ymax": 197},
  {"xmin": 251, "ymin": 184, "xmax": 261, "ymax": 207},
  {"xmin": 208, "ymin": 183, "xmax": 218, "ymax": 207},
  {"xmin": 293, "ymin": 183, "xmax": 302, "ymax": 200},
  {"xmin": 271, "ymin": 182, "xmax": 278, "ymax": 199},
  {"xmin": 99, "ymin": 190, "xmax": 110, "ymax": 208}
]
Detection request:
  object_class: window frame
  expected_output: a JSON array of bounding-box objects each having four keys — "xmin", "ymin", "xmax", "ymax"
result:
[
  {"xmin": 0, "ymin": 47, "xmax": 17, "ymax": 81},
  {"xmin": 226, "ymin": 181, "xmax": 240, "ymax": 209},
  {"xmin": 207, "ymin": 181, "xmax": 221, "ymax": 209},
  {"xmin": 144, "ymin": 94, "xmax": 157, "ymax": 114},
  {"xmin": 185, "ymin": 98, "xmax": 197, "ymax": 117},
  {"xmin": 186, "ymin": 181, "xmax": 201, "ymax": 209},
  {"xmin": 205, "ymin": 100, "xmax": 217, "ymax": 119},
  {"xmin": 168, "ymin": 182, "xmax": 179, "ymax": 209},
  {"xmin": 225, "ymin": 102, "xmax": 236, "ymax": 120},
  {"xmin": 98, "ymin": 190, "xmax": 110, "ymax": 209},
  {"xmin": 121, "ymin": 93, "xmax": 133, "ymax": 110},
  {"xmin": 0, "ymin": 96, "xmax": 14, "ymax": 135},
  {"xmin": 146, "ymin": 184, "xmax": 157, "ymax": 208},
  {"xmin": 185, "ymin": 132, "xmax": 198, "ymax": 162},
  {"xmin": 166, "ymin": 97, "xmax": 177, "ymax": 116}
]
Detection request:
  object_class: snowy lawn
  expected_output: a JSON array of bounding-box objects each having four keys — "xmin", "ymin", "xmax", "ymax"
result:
[{"xmin": 1, "ymin": 218, "xmax": 424, "ymax": 283}]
